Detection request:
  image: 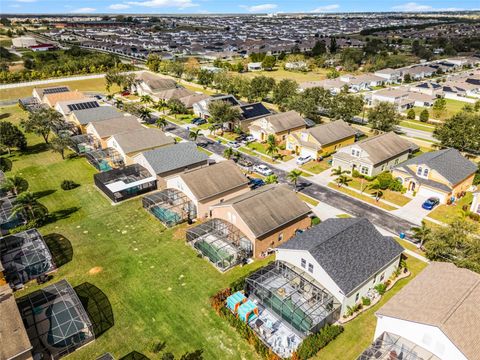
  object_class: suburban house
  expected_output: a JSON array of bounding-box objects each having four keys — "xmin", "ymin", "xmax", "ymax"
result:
[
  {"xmin": 133, "ymin": 142, "xmax": 210, "ymax": 188},
  {"xmin": 85, "ymin": 115, "xmax": 143, "ymax": 148},
  {"xmin": 339, "ymin": 74, "xmax": 385, "ymax": 92},
  {"xmin": 42, "ymin": 90, "xmax": 86, "ymax": 108},
  {"xmin": 55, "ymin": 98, "xmax": 99, "ymax": 116},
  {"xmin": 442, "ymin": 79, "xmax": 480, "ymax": 99},
  {"xmin": 409, "ymin": 81, "xmax": 443, "ymax": 97},
  {"xmin": 237, "ymin": 103, "xmax": 272, "ymax": 131},
  {"xmin": 392, "ymin": 148, "xmax": 477, "ymax": 203},
  {"xmin": 471, "ymin": 192, "xmax": 480, "ymax": 214},
  {"xmin": 106, "ymin": 128, "xmax": 175, "ymax": 165},
  {"xmin": 332, "ymin": 132, "xmax": 418, "ymax": 177},
  {"xmin": 299, "ymin": 79, "xmax": 345, "ymax": 94},
  {"xmin": 248, "ymin": 111, "xmax": 306, "ymax": 142},
  {"xmin": 193, "ymin": 94, "xmax": 241, "ymax": 119},
  {"xmin": 67, "ymin": 106, "xmax": 122, "ymax": 133},
  {"xmin": 166, "ymin": 160, "xmax": 250, "ymax": 219},
  {"xmin": 401, "ymin": 65, "xmax": 437, "ymax": 81},
  {"xmin": 361, "ymin": 262, "xmax": 480, "ymax": 360},
  {"xmin": 131, "ymin": 71, "xmax": 178, "ymax": 100},
  {"xmin": 32, "ymin": 85, "xmax": 70, "ymax": 101},
  {"xmin": 150, "ymin": 87, "xmax": 193, "ymax": 101},
  {"xmin": 370, "ymin": 88, "xmax": 414, "ymax": 110},
  {"xmin": 286, "ymin": 120, "xmax": 357, "ymax": 159},
  {"xmin": 178, "ymin": 93, "xmax": 210, "ymax": 109},
  {"xmin": 209, "ymin": 184, "xmax": 311, "ymax": 258},
  {"xmin": 285, "ymin": 61, "xmax": 307, "ymax": 71},
  {"xmin": 276, "ymin": 217, "xmax": 404, "ymax": 316},
  {"xmin": 374, "ymin": 68, "xmax": 402, "ymax": 84}
]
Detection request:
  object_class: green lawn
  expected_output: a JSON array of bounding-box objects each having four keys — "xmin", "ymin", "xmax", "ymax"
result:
[
  {"xmin": 237, "ymin": 67, "xmax": 331, "ymax": 83},
  {"xmin": 399, "ymin": 120, "xmax": 435, "ymax": 133},
  {"xmin": 428, "ymin": 192, "xmax": 473, "ymax": 224},
  {"xmin": 317, "ymin": 255, "xmax": 427, "ymax": 360},
  {"xmin": 348, "ymin": 178, "xmax": 412, "ymax": 207},
  {"xmin": 246, "ymin": 141, "xmax": 268, "ymax": 155},
  {"xmin": 2, "ymin": 107, "xmax": 269, "ymax": 359},
  {"xmin": 327, "ymin": 183, "xmax": 397, "ymax": 211},
  {"xmin": 412, "ymin": 98, "xmax": 477, "ymax": 121},
  {"xmin": 296, "ymin": 193, "xmax": 319, "ymax": 206},
  {"xmin": 300, "ymin": 157, "xmax": 331, "ymax": 174}
]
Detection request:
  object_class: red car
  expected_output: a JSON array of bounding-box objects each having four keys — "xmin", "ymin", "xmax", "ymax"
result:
[{"xmin": 121, "ymin": 90, "xmax": 130, "ymax": 96}]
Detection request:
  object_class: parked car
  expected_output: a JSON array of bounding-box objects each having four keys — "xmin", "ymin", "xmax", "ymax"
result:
[
  {"xmin": 422, "ymin": 197, "xmax": 440, "ymax": 210},
  {"xmin": 192, "ymin": 117, "xmax": 206, "ymax": 125},
  {"xmin": 237, "ymin": 158, "xmax": 253, "ymax": 169},
  {"xmin": 197, "ymin": 138, "xmax": 213, "ymax": 148},
  {"xmin": 227, "ymin": 141, "xmax": 241, "ymax": 148},
  {"xmin": 296, "ymin": 155, "xmax": 312, "ymax": 165},
  {"xmin": 244, "ymin": 135, "xmax": 255, "ymax": 143},
  {"xmin": 121, "ymin": 90, "xmax": 130, "ymax": 96},
  {"xmin": 248, "ymin": 177, "xmax": 265, "ymax": 189},
  {"xmin": 253, "ymin": 164, "xmax": 273, "ymax": 176}
]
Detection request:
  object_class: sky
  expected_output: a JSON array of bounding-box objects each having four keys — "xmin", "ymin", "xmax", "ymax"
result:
[{"xmin": 2, "ymin": 0, "xmax": 479, "ymax": 14}]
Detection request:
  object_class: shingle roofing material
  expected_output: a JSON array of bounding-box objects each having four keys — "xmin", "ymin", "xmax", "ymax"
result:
[
  {"xmin": 180, "ymin": 160, "xmax": 249, "ymax": 201},
  {"xmin": 307, "ymin": 120, "xmax": 357, "ymax": 146},
  {"xmin": 152, "ymin": 87, "xmax": 193, "ymax": 100},
  {"xmin": 136, "ymin": 72, "xmax": 177, "ymax": 92},
  {"xmin": 395, "ymin": 148, "xmax": 477, "ymax": 186},
  {"xmin": 213, "ymin": 184, "xmax": 310, "ymax": 238},
  {"xmin": 110, "ymin": 128, "xmax": 174, "ymax": 154},
  {"xmin": 88, "ymin": 115, "xmax": 142, "ymax": 138},
  {"xmin": 262, "ymin": 111, "xmax": 306, "ymax": 133},
  {"xmin": 279, "ymin": 218, "xmax": 403, "ymax": 295},
  {"xmin": 376, "ymin": 262, "xmax": 480, "ymax": 360},
  {"xmin": 354, "ymin": 132, "xmax": 418, "ymax": 165},
  {"xmin": 72, "ymin": 106, "xmax": 122, "ymax": 125},
  {"xmin": 44, "ymin": 90, "xmax": 86, "ymax": 106},
  {"xmin": 141, "ymin": 142, "xmax": 209, "ymax": 175},
  {"xmin": 178, "ymin": 93, "xmax": 210, "ymax": 108}
]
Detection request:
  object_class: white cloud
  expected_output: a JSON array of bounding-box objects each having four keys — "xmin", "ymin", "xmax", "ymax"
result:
[
  {"xmin": 392, "ymin": 2, "xmax": 432, "ymax": 11},
  {"xmin": 109, "ymin": 4, "xmax": 131, "ymax": 10},
  {"xmin": 126, "ymin": 0, "xmax": 198, "ymax": 8},
  {"xmin": 70, "ymin": 7, "xmax": 97, "ymax": 13},
  {"xmin": 16, "ymin": 0, "xmax": 37, "ymax": 3},
  {"xmin": 311, "ymin": 4, "xmax": 339, "ymax": 12},
  {"xmin": 240, "ymin": 3, "xmax": 277, "ymax": 12}
]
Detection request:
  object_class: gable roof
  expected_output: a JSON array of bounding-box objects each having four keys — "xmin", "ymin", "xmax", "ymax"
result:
[
  {"xmin": 262, "ymin": 111, "xmax": 306, "ymax": 133},
  {"xmin": 88, "ymin": 115, "xmax": 142, "ymax": 138},
  {"xmin": 214, "ymin": 184, "xmax": 310, "ymax": 238},
  {"xmin": 71, "ymin": 106, "xmax": 122, "ymax": 125},
  {"xmin": 178, "ymin": 93, "xmax": 210, "ymax": 108},
  {"xmin": 152, "ymin": 87, "xmax": 193, "ymax": 100},
  {"xmin": 140, "ymin": 142, "xmax": 209, "ymax": 175},
  {"xmin": 56, "ymin": 98, "xmax": 98, "ymax": 114},
  {"xmin": 34, "ymin": 85, "xmax": 70, "ymax": 99},
  {"xmin": 180, "ymin": 160, "xmax": 249, "ymax": 201},
  {"xmin": 308, "ymin": 120, "xmax": 357, "ymax": 145},
  {"xmin": 279, "ymin": 218, "xmax": 403, "ymax": 295},
  {"xmin": 136, "ymin": 72, "xmax": 177, "ymax": 92},
  {"xmin": 110, "ymin": 128, "xmax": 174, "ymax": 154},
  {"xmin": 44, "ymin": 90, "xmax": 86, "ymax": 106},
  {"xmin": 239, "ymin": 102, "xmax": 271, "ymax": 120},
  {"xmin": 396, "ymin": 148, "xmax": 477, "ymax": 186},
  {"xmin": 354, "ymin": 132, "xmax": 418, "ymax": 165},
  {"xmin": 376, "ymin": 262, "xmax": 480, "ymax": 360}
]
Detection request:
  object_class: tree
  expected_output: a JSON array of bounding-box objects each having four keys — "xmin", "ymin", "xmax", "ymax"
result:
[
  {"xmin": 330, "ymin": 93, "xmax": 364, "ymax": 123},
  {"xmin": 139, "ymin": 107, "xmax": 153, "ymax": 122},
  {"xmin": 114, "ymin": 98, "xmax": 124, "ymax": 109},
  {"xmin": 367, "ymin": 180, "xmax": 384, "ymax": 201},
  {"xmin": 419, "ymin": 109, "xmax": 429, "ymax": 123},
  {"xmin": 272, "ymin": 79, "xmax": 298, "ymax": 107},
  {"xmin": 49, "ymin": 136, "xmax": 71, "ymax": 160},
  {"xmin": 403, "ymin": 73, "xmax": 412, "ymax": 83},
  {"xmin": 331, "ymin": 166, "xmax": 351, "ymax": 187},
  {"xmin": 424, "ymin": 220, "xmax": 480, "ymax": 273},
  {"xmin": 434, "ymin": 112, "xmax": 480, "ymax": 152},
  {"xmin": 261, "ymin": 55, "xmax": 276, "ymax": 71},
  {"xmin": 329, "ymin": 37, "xmax": 338, "ymax": 53},
  {"xmin": 311, "ymin": 40, "xmax": 327, "ymax": 56},
  {"xmin": 207, "ymin": 100, "xmax": 242, "ymax": 128},
  {"xmin": 184, "ymin": 57, "xmax": 200, "ymax": 80},
  {"xmin": 265, "ymin": 135, "xmax": 279, "ymax": 161},
  {"xmin": 287, "ymin": 169, "xmax": 302, "ymax": 191},
  {"xmin": 12, "ymin": 191, "xmax": 48, "ymax": 222},
  {"xmin": 189, "ymin": 129, "xmax": 201, "ymax": 142},
  {"xmin": 0, "ymin": 175, "xmax": 29, "ymax": 196},
  {"xmin": 22, "ymin": 108, "xmax": 64, "ymax": 144},
  {"xmin": 167, "ymin": 99, "xmax": 187, "ymax": 118},
  {"xmin": 197, "ymin": 69, "xmax": 214, "ymax": 88},
  {"xmin": 285, "ymin": 94, "xmax": 318, "ymax": 119},
  {"xmin": 406, "ymin": 108, "xmax": 416, "ymax": 120},
  {"xmin": 223, "ymin": 147, "xmax": 234, "ymax": 159},
  {"xmin": 140, "ymin": 94, "xmax": 153, "ymax": 105},
  {"xmin": 368, "ymin": 102, "xmax": 400, "ymax": 132},
  {"xmin": 326, "ymin": 68, "xmax": 340, "ymax": 79},
  {"xmin": 248, "ymin": 76, "xmax": 275, "ymax": 101},
  {"xmin": 0, "ymin": 121, "xmax": 27, "ymax": 153},
  {"xmin": 105, "ymin": 68, "xmax": 135, "ymax": 92},
  {"xmin": 432, "ymin": 98, "xmax": 446, "ymax": 118},
  {"xmin": 411, "ymin": 221, "xmax": 431, "ymax": 248},
  {"xmin": 264, "ymin": 174, "xmax": 278, "ymax": 184},
  {"xmin": 155, "ymin": 117, "xmax": 167, "ymax": 129}
]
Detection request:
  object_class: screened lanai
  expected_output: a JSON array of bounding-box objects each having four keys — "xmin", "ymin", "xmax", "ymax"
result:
[
  {"xmin": 86, "ymin": 148, "xmax": 124, "ymax": 171},
  {"xmin": 142, "ymin": 189, "xmax": 196, "ymax": 227},
  {"xmin": 245, "ymin": 261, "xmax": 341, "ymax": 335},
  {"xmin": 70, "ymin": 134, "xmax": 98, "ymax": 154},
  {"xmin": 1, "ymin": 196, "xmax": 25, "ymax": 234},
  {"xmin": 16, "ymin": 279, "xmax": 95, "ymax": 360},
  {"xmin": 0, "ymin": 229, "xmax": 55, "ymax": 287},
  {"xmin": 186, "ymin": 218, "xmax": 252, "ymax": 272}
]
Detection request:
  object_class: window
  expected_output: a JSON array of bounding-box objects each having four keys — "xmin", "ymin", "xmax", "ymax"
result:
[
  {"xmin": 308, "ymin": 263, "xmax": 314, "ymax": 273},
  {"xmin": 394, "ymin": 158, "xmax": 399, "ymax": 165},
  {"xmin": 417, "ymin": 166, "xmax": 423, "ymax": 176},
  {"xmin": 355, "ymin": 293, "xmax": 359, "ymax": 302},
  {"xmin": 380, "ymin": 272, "xmax": 385, "ymax": 282},
  {"xmin": 301, "ymin": 258, "xmax": 306, "ymax": 268},
  {"xmin": 423, "ymin": 168, "xmax": 429, "ymax": 177},
  {"xmin": 278, "ymin": 233, "xmax": 283, "ymax": 242},
  {"xmin": 361, "ymin": 166, "xmax": 369, "ymax": 175}
]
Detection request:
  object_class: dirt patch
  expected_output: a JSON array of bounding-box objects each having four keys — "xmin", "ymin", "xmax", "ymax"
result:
[{"xmin": 88, "ymin": 266, "xmax": 103, "ymax": 275}]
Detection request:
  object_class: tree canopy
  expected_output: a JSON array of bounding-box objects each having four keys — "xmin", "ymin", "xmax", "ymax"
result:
[
  {"xmin": 0, "ymin": 121, "xmax": 27, "ymax": 153},
  {"xmin": 434, "ymin": 111, "xmax": 480, "ymax": 153},
  {"xmin": 368, "ymin": 102, "xmax": 400, "ymax": 132}
]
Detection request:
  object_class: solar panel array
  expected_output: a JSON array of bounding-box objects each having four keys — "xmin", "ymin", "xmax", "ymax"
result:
[
  {"xmin": 42, "ymin": 86, "xmax": 70, "ymax": 95},
  {"xmin": 67, "ymin": 101, "xmax": 100, "ymax": 112}
]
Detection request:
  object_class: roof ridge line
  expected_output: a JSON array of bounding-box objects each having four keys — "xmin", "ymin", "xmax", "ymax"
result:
[
  {"xmin": 310, "ymin": 217, "xmax": 363, "ymax": 250},
  {"xmin": 441, "ymin": 276, "xmax": 480, "ymax": 325}
]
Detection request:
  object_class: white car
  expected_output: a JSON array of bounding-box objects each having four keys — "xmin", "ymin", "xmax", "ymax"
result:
[
  {"xmin": 253, "ymin": 164, "xmax": 273, "ymax": 176},
  {"xmin": 227, "ymin": 141, "xmax": 241, "ymax": 148},
  {"xmin": 296, "ymin": 155, "xmax": 312, "ymax": 165},
  {"xmin": 244, "ymin": 135, "xmax": 255, "ymax": 143}
]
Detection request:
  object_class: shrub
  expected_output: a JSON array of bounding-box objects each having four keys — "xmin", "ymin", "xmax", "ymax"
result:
[
  {"xmin": 311, "ymin": 216, "xmax": 321, "ymax": 226},
  {"xmin": 469, "ymin": 212, "xmax": 480, "ymax": 222},
  {"xmin": 61, "ymin": 180, "xmax": 79, "ymax": 190},
  {"xmin": 406, "ymin": 108, "xmax": 416, "ymax": 119},
  {"xmin": 374, "ymin": 283, "xmax": 387, "ymax": 296},
  {"xmin": 210, "ymin": 288, "xmax": 231, "ymax": 314},
  {"xmin": 351, "ymin": 169, "xmax": 362, "ymax": 178},
  {"xmin": 376, "ymin": 172, "xmax": 394, "ymax": 190},
  {"xmin": 388, "ymin": 179, "xmax": 403, "ymax": 192},
  {"xmin": 419, "ymin": 109, "xmax": 429, "ymax": 122},
  {"xmin": 296, "ymin": 325, "xmax": 344, "ymax": 360},
  {"xmin": 362, "ymin": 297, "xmax": 371, "ymax": 306}
]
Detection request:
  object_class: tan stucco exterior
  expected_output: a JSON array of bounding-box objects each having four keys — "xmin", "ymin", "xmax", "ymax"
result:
[{"xmin": 286, "ymin": 132, "xmax": 355, "ymax": 159}]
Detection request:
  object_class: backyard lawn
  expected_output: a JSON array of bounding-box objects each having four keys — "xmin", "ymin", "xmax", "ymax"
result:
[
  {"xmin": 428, "ymin": 192, "xmax": 474, "ymax": 224},
  {"xmin": 2, "ymin": 105, "xmax": 270, "ymax": 359}
]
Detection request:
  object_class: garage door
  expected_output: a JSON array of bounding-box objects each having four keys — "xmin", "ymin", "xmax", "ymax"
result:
[
  {"xmin": 417, "ymin": 187, "xmax": 447, "ymax": 203},
  {"xmin": 300, "ymin": 147, "xmax": 317, "ymax": 159}
]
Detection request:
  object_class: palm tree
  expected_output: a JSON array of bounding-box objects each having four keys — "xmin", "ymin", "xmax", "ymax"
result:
[
  {"xmin": 223, "ymin": 147, "xmax": 234, "ymax": 159},
  {"xmin": 140, "ymin": 94, "xmax": 153, "ymax": 105},
  {"xmin": 0, "ymin": 175, "xmax": 29, "ymax": 196},
  {"xmin": 208, "ymin": 123, "xmax": 219, "ymax": 136},
  {"xmin": 189, "ymin": 129, "xmax": 201, "ymax": 142},
  {"xmin": 114, "ymin": 98, "xmax": 124, "ymax": 109},
  {"xmin": 287, "ymin": 169, "xmax": 303, "ymax": 191},
  {"xmin": 139, "ymin": 107, "xmax": 153, "ymax": 122},
  {"xmin": 264, "ymin": 174, "xmax": 278, "ymax": 184},
  {"xmin": 50, "ymin": 136, "xmax": 71, "ymax": 160},
  {"xmin": 155, "ymin": 117, "xmax": 168, "ymax": 130},
  {"xmin": 12, "ymin": 191, "xmax": 48, "ymax": 222},
  {"xmin": 411, "ymin": 221, "xmax": 431, "ymax": 248},
  {"xmin": 330, "ymin": 166, "xmax": 351, "ymax": 187},
  {"xmin": 368, "ymin": 180, "xmax": 384, "ymax": 201},
  {"xmin": 265, "ymin": 135, "xmax": 279, "ymax": 161}
]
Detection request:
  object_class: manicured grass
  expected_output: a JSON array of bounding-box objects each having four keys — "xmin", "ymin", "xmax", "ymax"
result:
[
  {"xmin": 412, "ymin": 98, "xmax": 477, "ymax": 121},
  {"xmin": 300, "ymin": 158, "xmax": 331, "ymax": 174},
  {"xmin": 297, "ymin": 193, "xmax": 319, "ymax": 206},
  {"xmin": 180, "ymin": 82, "xmax": 216, "ymax": 95},
  {"xmin": 395, "ymin": 238, "xmax": 426, "ymax": 257},
  {"xmin": 336, "ymin": 214, "xmax": 352, "ymax": 218},
  {"xmin": 0, "ymin": 77, "xmax": 121, "ymax": 101},
  {"xmin": 197, "ymin": 146, "xmax": 213, "ymax": 156},
  {"xmin": 317, "ymin": 255, "xmax": 427, "ymax": 360},
  {"xmin": 237, "ymin": 67, "xmax": 331, "ymax": 83},
  {"xmin": 428, "ymin": 192, "xmax": 473, "ymax": 224},
  {"xmin": 296, "ymin": 169, "xmax": 313, "ymax": 177},
  {"xmin": 348, "ymin": 178, "xmax": 412, "ymax": 207},
  {"xmin": 399, "ymin": 120, "xmax": 435, "ymax": 132},
  {"xmin": 246, "ymin": 141, "xmax": 268, "ymax": 155},
  {"xmin": 239, "ymin": 146, "xmax": 258, "ymax": 157},
  {"xmin": 328, "ymin": 183, "xmax": 397, "ymax": 211},
  {"xmin": 2, "ymin": 120, "xmax": 270, "ymax": 359}
]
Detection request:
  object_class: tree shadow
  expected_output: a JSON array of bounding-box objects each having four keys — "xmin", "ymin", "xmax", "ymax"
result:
[
  {"xmin": 45, "ymin": 206, "xmax": 80, "ymax": 224},
  {"xmin": 119, "ymin": 352, "xmax": 150, "ymax": 360},
  {"xmin": 33, "ymin": 189, "xmax": 56, "ymax": 199},
  {"xmin": 43, "ymin": 233, "xmax": 73, "ymax": 267},
  {"xmin": 24, "ymin": 143, "xmax": 49, "ymax": 155},
  {"xmin": 74, "ymin": 282, "xmax": 114, "ymax": 339}
]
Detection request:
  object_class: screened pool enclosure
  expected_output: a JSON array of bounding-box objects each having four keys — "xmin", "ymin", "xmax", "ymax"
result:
[
  {"xmin": 143, "ymin": 189, "xmax": 196, "ymax": 227},
  {"xmin": 70, "ymin": 134, "xmax": 98, "ymax": 154},
  {"xmin": 0, "ymin": 229, "xmax": 55, "ymax": 287},
  {"xmin": 0, "ymin": 196, "xmax": 26, "ymax": 234},
  {"xmin": 86, "ymin": 148, "xmax": 124, "ymax": 171},
  {"xmin": 245, "ymin": 261, "xmax": 340, "ymax": 335},
  {"xmin": 186, "ymin": 218, "xmax": 252, "ymax": 272},
  {"xmin": 16, "ymin": 279, "xmax": 94, "ymax": 359}
]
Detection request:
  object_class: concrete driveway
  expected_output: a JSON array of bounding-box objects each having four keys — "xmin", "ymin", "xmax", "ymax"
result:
[
  {"xmin": 309, "ymin": 168, "xmax": 334, "ymax": 186},
  {"xmin": 391, "ymin": 194, "xmax": 433, "ymax": 225}
]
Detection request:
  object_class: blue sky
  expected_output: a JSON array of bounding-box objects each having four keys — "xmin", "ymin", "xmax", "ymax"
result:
[{"xmin": 3, "ymin": 0, "xmax": 478, "ymax": 14}]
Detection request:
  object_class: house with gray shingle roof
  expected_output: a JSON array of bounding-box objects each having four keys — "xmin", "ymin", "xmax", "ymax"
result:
[
  {"xmin": 392, "ymin": 148, "xmax": 477, "ymax": 203},
  {"xmin": 67, "ymin": 106, "xmax": 122, "ymax": 132},
  {"xmin": 277, "ymin": 217, "xmax": 403, "ymax": 315}
]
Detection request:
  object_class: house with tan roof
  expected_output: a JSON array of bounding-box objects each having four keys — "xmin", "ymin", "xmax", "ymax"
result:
[
  {"xmin": 166, "ymin": 160, "xmax": 250, "ymax": 219},
  {"xmin": 362, "ymin": 262, "xmax": 480, "ymax": 360},
  {"xmin": 332, "ymin": 132, "xmax": 418, "ymax": 177},
  {"xmin": 132, "ymin": 71, "xmax": 178, "ymax": 100},
  {"xmin": 178, "ymin": 93, "xmax": 210, "ymax": 108},
  {"xmin": 67, "ymin": 106, "xmax": 123, "ymax": 133},
  {"xmin": 42, "ymin": 90, "xmax": 86, "ymax": 108},
  {"xmin": 32, "ymin": 85, "xmax": 70, "ymax": 101},
  {"xmin": 248, "ymin": 111, "xmax": 306, "ymax": 143},
  {"xmin": 85, "ymin": 115, "xmax": 143, "ymax": 148},
  {"xmin": 106, "ymin": 128, "xmax": 175, "ymax": 165},
  {"xmin": 286, "ymin": 120, "xmax": 358, "ymax": 159}
]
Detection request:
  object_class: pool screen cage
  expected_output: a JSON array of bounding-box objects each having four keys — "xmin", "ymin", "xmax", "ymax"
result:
[
  {"xmin": 0, "ymin": 229, "xmax": 56, "ymax": 287},
  {"xmin": 1, "ymin": 196, "xmax": 26, "ymax": 233},
  {"xmin": 70, "ymin": 134, "xmax": 98, "ymax": 154},
  {"xmin": 86, "ymin": 148, "xmax": 124, "ymax": 171},
  {"xmin": 186, "ymin": 218, "xmax": 252, "ymax": 272},
  {"xmin": 245, "ymin": 261, "xmax": 341, "ymax": 335},
  {"xmin": 16, "ymin": 279, "xmax": 95, "ymax": 360},
  {"xmin": 142, "ymin": 189, "xmax": 196, "ymax": 227}
]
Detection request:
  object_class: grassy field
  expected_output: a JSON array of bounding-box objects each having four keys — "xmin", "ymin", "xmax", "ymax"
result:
[
  {"xmin": 237, "ymin": 67, "xmax": 330, "ymax": 83},
  {"xmin": 327, "ymin": 183, "xmax": 397, "ymax": 211},
  {"xmin": 412, "ymin": 98, "xmax": 476, "ymax": 121},
  {"xmin": 0, "ymin": 77, "xmax": 120, "ymax": 101},
  {"xmin": 2, "ymin": 104, "xmax": 269, "ymax": 360},
  {"xmin": 399, "ymin": 120, "xmax": 435, "ymax": 133}
]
